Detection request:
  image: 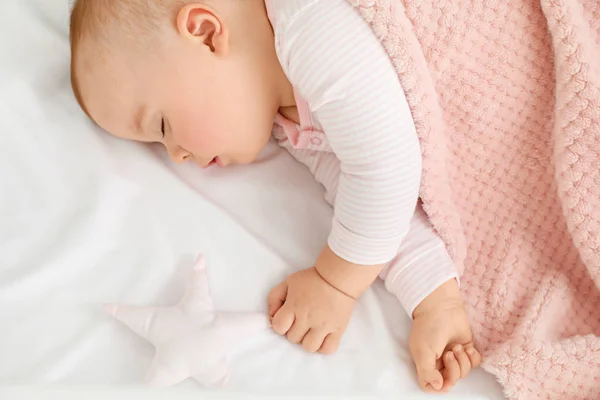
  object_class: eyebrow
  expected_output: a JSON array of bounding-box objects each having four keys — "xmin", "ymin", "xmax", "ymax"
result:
[{"xmin": 132, "ymin": 106, "xmax": 146, "ymax": 137}]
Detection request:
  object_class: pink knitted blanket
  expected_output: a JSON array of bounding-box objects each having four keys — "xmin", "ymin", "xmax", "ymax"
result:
[{"xmin": 346, "ymin": 0, "xmax": 600, "ymax": 398}]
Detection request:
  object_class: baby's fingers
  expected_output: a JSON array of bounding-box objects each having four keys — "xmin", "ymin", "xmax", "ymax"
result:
[
  {"xmin": 302, "ymin": 329, "xmax": 328, "ymax": 353},
  {"xmin": 286, "ymin": 319, "xmax": 309, "ymax": 344},
  {"xmin": 318, "ymin": 332, "xmax": 341, "ymax": 355},
  {"xmin": 267, "ymin": 282, "xmax": 288, "ymax": 318},
  {"xmin": 410, "ymin": 343, "xmax": 443, "ymax": 392},
  {"xmin": 441, "ymin": 351, "xmax": 460, "ymax": 391},
  {"xmin": 271, "ymin": 306, "xmax": 294, "ymax": 335},
  {"xmin": 419, "ymin": 370, "xmax": 444, "ymax": 393},
  {"xmin": 452, "ymin": 345, "xmax": 472, "ymax": 378},
  {"xmin": 465, "ymin": 345, "xmax": 482, "ymax": 369}
]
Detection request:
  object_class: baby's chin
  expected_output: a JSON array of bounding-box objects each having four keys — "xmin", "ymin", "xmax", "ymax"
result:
[
  {"xmin": 229, "ymin": 157, "xmax": 257, "ymax": 166},
  {"xmin": 230, "ymin": 151, "xmax": 265, "ymax": 166}
]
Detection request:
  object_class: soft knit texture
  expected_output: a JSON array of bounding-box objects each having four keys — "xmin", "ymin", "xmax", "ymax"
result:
[{"xmin": 346, "ymin": 0, "xmax": 600, "ymax": 398}]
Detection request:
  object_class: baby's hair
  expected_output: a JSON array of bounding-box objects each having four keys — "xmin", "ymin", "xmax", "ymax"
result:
[{"xmin": 69, "ymin": 0, "xmax": 185, "ymax": 116}]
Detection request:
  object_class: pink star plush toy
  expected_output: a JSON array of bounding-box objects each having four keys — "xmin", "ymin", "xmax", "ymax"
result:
[{"xmin": 105, "ymin": 255, "xmax": 270, "ymax": 388}]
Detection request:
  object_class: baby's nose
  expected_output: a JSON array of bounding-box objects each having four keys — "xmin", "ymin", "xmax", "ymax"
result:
[{"xmin": 168, "ymin": 145, "xmax": 191, "ymax": 164}]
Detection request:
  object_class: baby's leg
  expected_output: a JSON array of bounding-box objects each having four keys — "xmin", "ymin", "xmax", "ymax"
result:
[{"xmin": 379, "ymin": 203, "xmax": 457, "ymax": 318}]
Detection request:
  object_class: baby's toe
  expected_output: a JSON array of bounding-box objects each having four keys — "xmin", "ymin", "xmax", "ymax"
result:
[
  {"xmin": 452, "ymin": 345, "xmax": 472, "ymax": 378},
  {"xmin": 442, "ymin": 351, "xmax": 460, "ymax": 391}
]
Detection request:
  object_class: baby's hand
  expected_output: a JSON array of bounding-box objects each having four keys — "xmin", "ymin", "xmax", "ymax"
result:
[
  {"xmin": 268, "ymin": 267, "xmax": 355, "ymax": 354},
  {"xmin": 409, "ymin": 279, "xmax": 482, "ymax": 393}
]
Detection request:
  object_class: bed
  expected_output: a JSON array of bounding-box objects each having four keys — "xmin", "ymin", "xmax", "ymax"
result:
[{"xmin": 0, "ymin": 1, "xmax": 506, "ymax": 399}]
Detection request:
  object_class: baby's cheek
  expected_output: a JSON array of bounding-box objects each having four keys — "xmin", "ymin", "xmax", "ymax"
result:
[
  {"xmin": 173, "ymin": 104, "xmax": 236, "ymax": 156},
  {"xmin": 181, "ymin": 130, "xmax": 213, "ymax": 150},
  {"xmin": 176, "ymin": 122, "xmax": 221, "ymax": 155}
]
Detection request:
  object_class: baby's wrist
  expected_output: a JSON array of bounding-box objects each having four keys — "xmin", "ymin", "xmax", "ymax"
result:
[
  {"xmin": 313, "ymin": 267, "xmax": 356, "ymax": 300},
  {"xmin": 412, "ymin": 279, "xmax": 464, "ymax": 319},
  {"xmin": 314, "ymin": 245, "xmax": 384, "ymax": 299}
]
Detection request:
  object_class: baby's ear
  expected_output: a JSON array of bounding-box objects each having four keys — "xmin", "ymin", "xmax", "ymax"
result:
[{"xmin": 176, "ymin": 4, "xmax": 229, "ymax": 55}]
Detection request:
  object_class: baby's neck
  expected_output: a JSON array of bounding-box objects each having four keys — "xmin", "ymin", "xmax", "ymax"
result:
[
  {"xmin": 230, "ymin": 0, "xmax": 295, "ymax": 118},
  {"xmin": 279, "ymin": 106, "xmax": 300, "ymax": 124}
]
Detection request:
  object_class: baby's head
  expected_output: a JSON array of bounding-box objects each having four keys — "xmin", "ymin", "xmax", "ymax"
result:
[{"xmin": 70, "ymin": 0, "xmax": 290, "ymax": 167}]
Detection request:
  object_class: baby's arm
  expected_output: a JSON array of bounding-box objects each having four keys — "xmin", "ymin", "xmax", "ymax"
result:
[
  {"xmin": 268, "ymin": 0, "xmax": 466, "ymax": 366},
  {"xmin": 270, "ymin": 0, "xmax": 423, "ymax": 340},
  {"xmin": 269, "ymin": 0, "xmax": 420, "ymax": 353},
  {"xmin": 278, "ymin": 0, "xmax": 422, "ymax": 280}
]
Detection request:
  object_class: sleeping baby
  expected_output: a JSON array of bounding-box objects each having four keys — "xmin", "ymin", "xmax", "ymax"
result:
[{"xmin": 69, "ymin": 0, "xmax": 481, "ymax": 393}]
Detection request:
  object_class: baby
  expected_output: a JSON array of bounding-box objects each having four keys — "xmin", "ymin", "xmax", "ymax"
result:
[{"xmin": 69, "ymin": 0, "xmax": 481, "ymax": 393}]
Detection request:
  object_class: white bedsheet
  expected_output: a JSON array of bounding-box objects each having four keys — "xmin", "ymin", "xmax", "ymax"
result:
[{"xmin": 0, "ymin": 1, "xmax": 505, "ymax": 399}]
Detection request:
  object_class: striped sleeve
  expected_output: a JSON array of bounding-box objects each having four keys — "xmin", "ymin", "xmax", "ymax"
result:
[
  {"xmin": 382, "ymin": 204, "xmax": 459, "ymax": 316},
  {"xmin": 276, "ymin": 0, "xmax": 421, "ymax": 265}
]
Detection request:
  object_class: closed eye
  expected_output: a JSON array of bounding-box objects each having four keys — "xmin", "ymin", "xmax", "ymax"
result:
[{"xmin": 160, "ymin": 118, "xmax": 165, "ymax": 138}]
